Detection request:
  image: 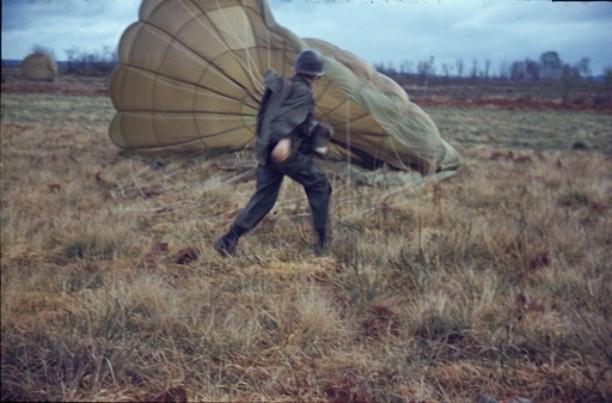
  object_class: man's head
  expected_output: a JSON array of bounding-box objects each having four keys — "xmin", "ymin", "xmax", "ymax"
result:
[{"xmin": 293, "ymin": 49, "xmax": 325, "ymax": 78}]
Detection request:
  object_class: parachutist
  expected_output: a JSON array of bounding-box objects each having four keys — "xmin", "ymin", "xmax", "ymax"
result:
[{"xmin": 215, "ymin": 49, "xmax": 333, "ymax": 257}]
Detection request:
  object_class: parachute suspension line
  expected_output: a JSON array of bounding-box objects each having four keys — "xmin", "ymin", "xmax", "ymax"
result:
[
  {"xmin": 267, "ymin": 28, "xmax": 272, "ymax": 71},
  {"xmin": 179, "ymin": 0, "xmax": 259, "ymax": 96},
  {"xmin": 345, "ymin": 101, "xmax": 351, "ymax": 188},
  {"xmin": 177, "ymin": 2, "xmax": 243, "ymax": 88},
  {"xmin": 213, "ymin": 0, "xmax": 264, "ymax": 93},
  {"xmin": 242, "ymin": 9, "xmax": 262, "ymax": 92},
  {"xmin": 390, "ymin": 136, "xmax": 411, "ymax": 172}
]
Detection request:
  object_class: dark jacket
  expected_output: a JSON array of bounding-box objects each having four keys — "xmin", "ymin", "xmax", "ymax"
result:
[{"xmin": 255, "ymin": 70, "xmax": 317, "ymax": 164}]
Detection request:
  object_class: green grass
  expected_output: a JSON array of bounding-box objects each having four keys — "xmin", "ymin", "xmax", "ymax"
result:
[
  {"xmin": 428, "ymin": 106, "xmax": 612, "ymax": 151},
  {"xmin": 1, "ymin": 93, "xmax": 115, "ymax": 126}
]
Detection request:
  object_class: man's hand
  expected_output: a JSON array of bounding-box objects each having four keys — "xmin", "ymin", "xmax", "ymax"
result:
[
  {"xmin": 311, "ymin": 122, "xmax": 333, "ymax": 157},
  {"xmin": 271, "ymin": 138, "xmax": 291, "ymax": 164},
  {"xmin": 319, "ymin": 122, "xmax": 334, "ymax": 139},
  {"xmin": 314, "ymin": 146, "xmax": 328, "ymax": 156}
]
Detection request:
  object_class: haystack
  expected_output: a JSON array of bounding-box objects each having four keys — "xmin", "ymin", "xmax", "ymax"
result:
[{"xmin": 21, "ymin": 52, "xmax": 58, "ymax": 81}]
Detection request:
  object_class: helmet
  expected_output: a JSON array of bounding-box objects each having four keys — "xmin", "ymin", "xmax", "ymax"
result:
[{"xmin": 293, "ymin": 49, "xmax": 325, "ymax": 77}]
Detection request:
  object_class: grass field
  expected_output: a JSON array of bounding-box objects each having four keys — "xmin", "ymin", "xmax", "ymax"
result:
[{"xmin": 1, "ymin": 93, "xmax": 611, "ymax": 402}]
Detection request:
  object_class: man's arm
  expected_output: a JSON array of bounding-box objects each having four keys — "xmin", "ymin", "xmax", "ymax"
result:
[{"xmin": 268, "ymin": 86, "xmax": 313, "ymax": 144}]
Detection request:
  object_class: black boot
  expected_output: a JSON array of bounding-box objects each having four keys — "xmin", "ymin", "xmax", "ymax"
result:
[
  {"xmin": 315, "ymin": 228, "xmax": 329, "ymax": 255},
  {"xmin": 214, "ymin": 227, "xmax": 242, "ymax": 257}
]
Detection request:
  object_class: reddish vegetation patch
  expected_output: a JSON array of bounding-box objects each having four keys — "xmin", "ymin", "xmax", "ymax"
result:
[
  {"xmin": 323, "ymin": 368, "xmax": 373, "ymax": 403},
  {"xmin": 148, "ymin": 384, "xmax": 188, "ymax": 403},
  {"xmin": 174, "ymin": 246, "xmax": 199, "ymax": 265},
  {"xmin": 361, "ymin": 304, "xmax": 400, "ymax": 338},
  {"xmin": 140, "ymin": 185, "xmax": 164, "ymax": 199},
  {"xmin": 515, "ymin": 293, "xmax": 545, "ymax": 322},
  {"xmin": 145, "ymin": 242, "xmax": 170, "ymax": 267}
]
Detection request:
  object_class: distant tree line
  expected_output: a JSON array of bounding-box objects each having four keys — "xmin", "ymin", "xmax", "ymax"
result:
[
  {"xmin": 375, "ymin": 51, "xmax": 612, "ymax": 84},
  {"xmin": 28, "ymin": 44, "xmax": 118, "ymax": 77},
  {"xmin": 27, "ymin": 44, "xmax": 611, "ymax": 85},
  {"xmin": 63, "ymin": 46, "xmax": 118, "ymax": 76}
]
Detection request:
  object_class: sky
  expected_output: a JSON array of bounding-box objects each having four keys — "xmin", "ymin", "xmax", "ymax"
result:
[{"xmin": 2, "ymin": 0, "xmax": 612, "ymax": 76}]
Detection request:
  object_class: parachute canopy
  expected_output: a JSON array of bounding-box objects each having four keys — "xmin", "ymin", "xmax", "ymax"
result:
[{"xmin": 109, "ymin": 0, "xmax": 460, "ymax": 174}]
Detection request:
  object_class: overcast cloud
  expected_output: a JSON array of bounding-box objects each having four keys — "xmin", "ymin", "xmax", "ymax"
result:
[{"xmin": 2, "ymin": 0, "xmax": 611, "ymax": 75}]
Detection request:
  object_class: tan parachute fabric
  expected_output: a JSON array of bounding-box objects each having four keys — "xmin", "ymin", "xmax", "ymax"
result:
[
  {"xmin": 109, "ymin": 0, "xmax": 460, "ymax": 174},
  {"xmin": 21, "ymin": 52, "xmax": 58, "ymax": 81}
]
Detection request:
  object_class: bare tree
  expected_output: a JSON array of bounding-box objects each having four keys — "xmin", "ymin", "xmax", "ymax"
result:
[
  {"xmin": 540, "ymin": 51, "xmax": 562, "ymax": 80},
  {"xmin": 525, "ymin": 59, "xmax": 540, "ymax": 81},
  {"xmin": 510, "ymin": 61, "xmax": 526, "ymax": 80},
  {"xmin": 576, "ymin": 57, "xmax": 591, "ymax": 79},
  {"xmin": 441, "ymin": 63, "xmax": 453, "ymax": 79},
  {"xmin": 64, "ymin": 45, "xmax": 117, "ymax": 76},
  {"xmin": 483, "ymin": 59, "xmax": 491, "ymax": 79},
  {"xmin": 470, "ymin": 58, "xmax": 478, "ymax": 79},
  {"xmin": 498, "ymin": 61, "xmax": 510, "ymax": 80},
  {"xmin": 561, "ymin": 63, "xmax": 582, "ymax": 103},
  {"xmin": 31, "ymin": 44, "xmax": 55, "ymax": 60},
  {"xmin": 455, "ymin": 58, "xmax": 464, "ymax": 78},
  {"xmin": 417, "ymin": 56, "xmax": 435, "ymax": 87},
  {"xmin": 604, "ymin": 66, "xmax": 612, "ymax": 85},
  {"xmin": 400, "ymin": 60, "xmax": 414, "ymax": 76}
]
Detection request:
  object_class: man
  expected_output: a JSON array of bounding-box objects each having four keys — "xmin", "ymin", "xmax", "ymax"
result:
[{"xmin": 214, "ymin": 49, "xmax": 333, "ymax": 257}]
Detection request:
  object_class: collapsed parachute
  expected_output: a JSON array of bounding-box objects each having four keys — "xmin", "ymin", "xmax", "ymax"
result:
[{"xmin": 109, "ymin": 0, "xmax": 460, "ymax": 174}]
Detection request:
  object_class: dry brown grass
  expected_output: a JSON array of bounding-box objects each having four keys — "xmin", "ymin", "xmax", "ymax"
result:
[{"xmin": 1, "ymin": 93, "xmax": 611, "ymax": 402}]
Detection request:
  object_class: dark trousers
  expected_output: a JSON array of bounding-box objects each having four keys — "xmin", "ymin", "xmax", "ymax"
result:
[{"xmin": 233, "ymin": 152, "xmax": 332, "ymax": 234}]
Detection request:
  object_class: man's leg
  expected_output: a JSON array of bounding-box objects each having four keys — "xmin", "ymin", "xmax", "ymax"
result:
[
  {"xmin": 215, "ymin": 164, "xmax": 283, "ymax": 256},
  {"xmin": 284, "ymin": 154, "xmax": 332, "ymax": 251}
]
